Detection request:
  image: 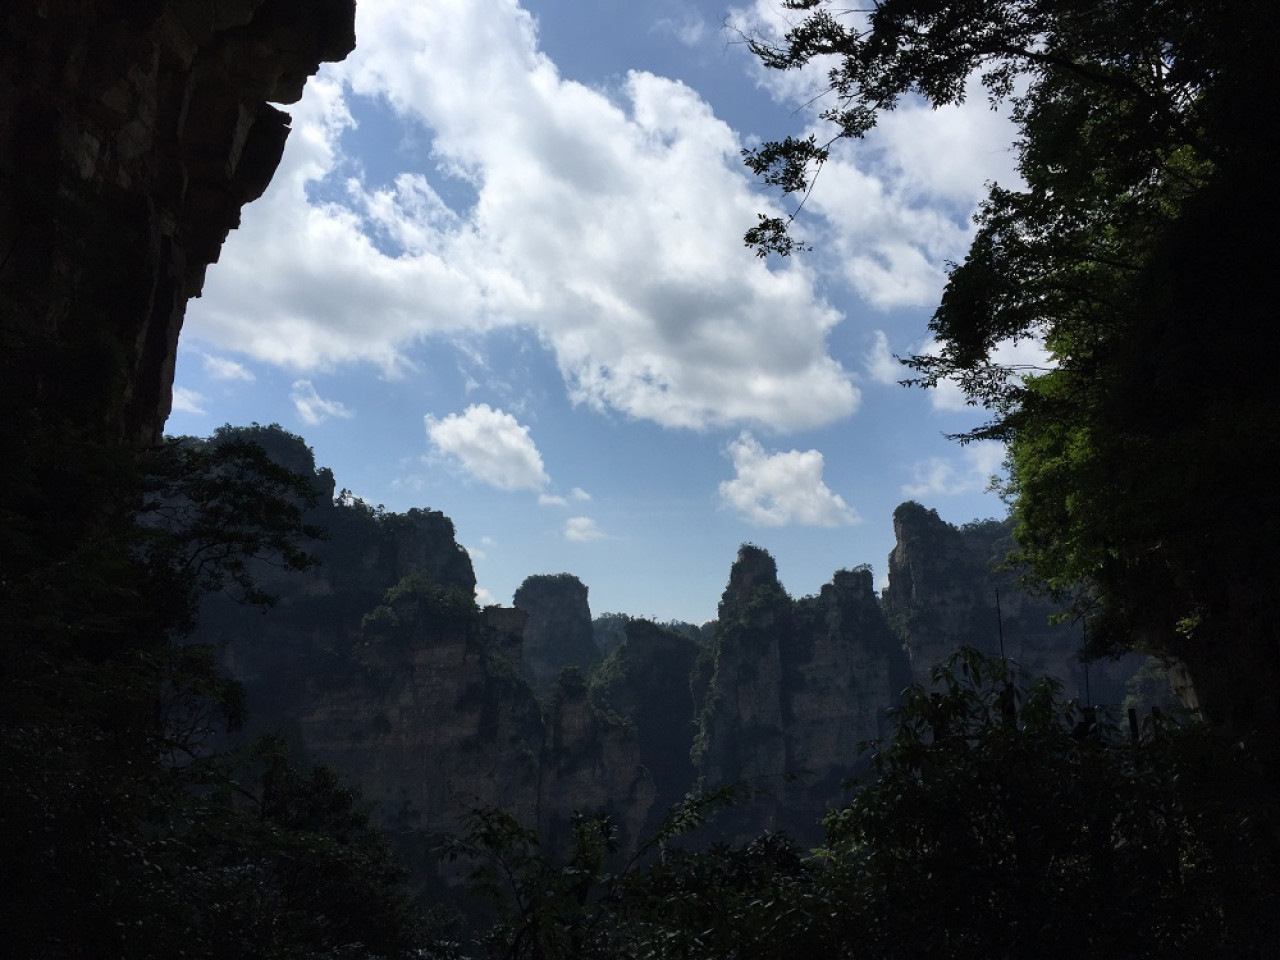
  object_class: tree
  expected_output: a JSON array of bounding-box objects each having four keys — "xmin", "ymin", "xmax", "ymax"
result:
[
  {"xmin": 447, "ymin": 650, "xmax": 1280, "ymax": 958},
  {"xmin": 819, "ymin": 649, "xmax": 1280, "ymax": 958},
  {"xmin": 0, "ymin": 426, "xmax": 432, "ymax": 958},
  {"xmin": 742, "ymin": 0, "xmax": 1280, "ymax": 737}
]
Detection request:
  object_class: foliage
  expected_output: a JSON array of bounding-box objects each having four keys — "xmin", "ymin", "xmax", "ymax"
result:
[
  {"xmin": 819, "ymin": 648, "xmax": 1280, "ymax": 957},
  {"xmin": 591, "ymin": 611, "xmax": 633, "ymax": 656},
  {"xmin": 362, "ymin": 571, "xmax": 483, "ymax": 647},
  {"xmin": 1122, "ymin": 655, "xmax": 1188, "ymax": 717},
  {"xmin": 446, "ymin": 650, "xmax": 1280, "ymax": 958},
  {"xmin": 139, "ymin": 429, "xmax": 327, "ymax": 623},
  {"xmin": 439, "ymin": 784, "xmax": 752, "ymax": 959},
  {"xmin": 743, "ymin": 0, "xmax": 1280, "ymax": 727},
  {"xmin": 0, "ymin": 424, "xmax": 429, "ymax": 958}
]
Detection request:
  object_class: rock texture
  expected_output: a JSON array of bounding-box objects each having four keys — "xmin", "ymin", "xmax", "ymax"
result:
[
  {"xmin": 199, "ymin": 451, "xmax": 1147, "ymax": 860},
  {"xmin": 513, "ymin": 574, "xmax": 600, "ymax": 692},
  {"xmin": 883, "ymin": 501, "xmax": 1142, "ymax": 704},
  {"xmin": 0, "ymin": 0, "xmax": 356, "ymax": 445},
  {"xmin": 782, "ymin": 568, "xmax": 908, "ymax": 827},
  {"xmin": 691, "ymin": 547, "xmax": 908, "ymax": 843},
  {"xmin": 589, "ymin": 619, "xmax": 704, "ymax": 826},
  {"xmin": 199, "ymin": 429, "xmax": 651, "ymax": 858}
]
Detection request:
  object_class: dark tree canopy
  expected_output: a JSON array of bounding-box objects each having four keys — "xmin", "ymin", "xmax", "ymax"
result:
[{"xmin": 744, "ymin": 0, "xmax": 1280, "ymax": 737}]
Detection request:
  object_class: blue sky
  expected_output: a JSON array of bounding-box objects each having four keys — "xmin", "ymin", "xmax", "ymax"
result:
[{"xmin": 167, "ymin": 0, "xmax": 1043, "ymax": 624}]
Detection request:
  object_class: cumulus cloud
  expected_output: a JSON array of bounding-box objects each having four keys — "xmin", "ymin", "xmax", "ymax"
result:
[
  {"xmin": 425, "ymin": 403, "xmax": 550, "ymax": 491},
  {"xmin": 171, "ymin": 386, "xmax": 206, "ymax": 414},
  {"xmin": 183, "ymin": 0, "xmax": 857, "ymax": 432},
  {"xmin": 725, "ymin": 0, "xmax": 852, "ymax": 106},
  {"xmin": 727, "ymin": 3, "xmax": 1021, "ymax": 309},
  {"xmin": 865, "ymin": 330, "xmax": 902, "ymax": 385},
  {"xmin": 564, "ymin": 516, "xmax": 605, "ymax": 542},
  {"xmin": 202, "ymin": 354, "xmax": 254, "ymax": 381},
  {"xmin": 468, "ymin": 535, "xmax": 495, "ymax": 561},
  {"xmin": 719, "ymin": 432, "xmax": 858, "ymax": 527},
  {"xmin": 903, "ymin": 441, "xmax": 1006, "ymax": 497},
  {"xmin": 291, "ymin": 380, "xmax": 354, "ymax": 425}
]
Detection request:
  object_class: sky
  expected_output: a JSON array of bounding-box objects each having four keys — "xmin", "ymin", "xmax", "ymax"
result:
[{"xmin": 167, "ymin": 0, "xmax": 1038, "ymax": 625}]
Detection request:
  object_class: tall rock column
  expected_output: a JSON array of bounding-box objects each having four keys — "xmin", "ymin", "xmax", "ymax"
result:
[
  {"xmin": 694, "ymin": 545, "xmax": 790, "ymax": 830},
  {"xmin": 514, "ymin": 574, "xmax": 600, "ymax": 692}
]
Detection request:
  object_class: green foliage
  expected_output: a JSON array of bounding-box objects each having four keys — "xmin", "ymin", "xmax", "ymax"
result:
[
  {"xmin": 447, "ymin": 650, "xmax": 1279, "ymax": 958},
  {"xmin": 440, "ymin": 785, "xmax": 752, "ymax": 959},
  {"xmin": 817, "ymin": 649, "xmax": 1280, "ymax": 956},
  {"xmin": 362, "ymin": 571, "xmax": 482, "ymax": 647},
  {"xmin": 553, "ymin": 664, "xmax": 589, "ymax": 701},
  {"xmin": 591, "ymin": 611, "xmax": 632, "ymax": 655},
  {"xmin": 140, "ymin": 431, "xmax": 326, "ymax": 621},
  {"xmin": 744, "ymin": 1, "xmax": 1280, "ymax": 729},
  {"xmin": 0, "ymin": 424, "xmax": 430, "ymax": 958},
  {"xmin": 1122, "ymin": 655, "xmax": 1188, "ymax": 718}
]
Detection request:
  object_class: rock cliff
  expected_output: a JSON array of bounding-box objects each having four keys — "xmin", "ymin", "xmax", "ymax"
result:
[
  {"xmin": 589, "ymin": 619, "xmax": 704, "ymax": 826},
  {"xmin": 513, "ymin": 573, "xmax": 600, "ymax": 693},
  {"xmin": 690, "ymin": 546, "xmax": 910, "ymax": 842},
  {"xmin": 196, "ymin": 428, "xmax": 650, "ymax": 858},
  {"xmin": 197, "ymin": 439, "xmax": 1146, "ymax": 859},
  {"xmin": 884, "ymin": 502, "xmax": 1142, "ymax": 704},
  {"xmin": 1, "ymin": 0, "xmax": 355, "ymax": 445}
]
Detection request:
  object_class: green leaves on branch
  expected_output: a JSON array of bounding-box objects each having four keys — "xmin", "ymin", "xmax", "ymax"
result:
[{"xmin": 743, "ymin": 1, "xmax": 1280, "ymax": 724}]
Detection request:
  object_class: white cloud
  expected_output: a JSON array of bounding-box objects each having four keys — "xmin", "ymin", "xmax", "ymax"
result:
[
  {"xmin": 202, "ymin": 354, "xmax": 254, "ymax": 381},
  {"xmin": 865, "ymin": 330, "xmax": 901, "ymax": 385},
  {"xmin": 425, "ymin": 403, "xmax": 549, "ymax": 491},
  {"xmin": 475, "ymin": 586, "xmax": 497, "ymax": 606},
  {"xmin": 725, "ymin": 1, "xmax": 852, "ymax": 106},
  {"xmin": 719, "ymin": 431, "xmax": 858, "ymax": 527},
  {"xmin": 570, "ymin": 487, "xmax": 591, "ymax": 502},
  {"xmin": 183, "ymin": 0, "xmax": 858, "ymax": 432},
  {"xmin": 291, "ymin": 379, "xmax": 354, "ymax": 425},
  {"xmin": 903, "ymin": 441, "xmax": 1006, "ymax": 497},
  {"xmin": 538, "ymin": 493, "xmax": 568, "ymax": 507},
  {"xmin": 653, "ymin": 15, "xmax": 707, "ymax": 47},
  {"xmin": 726, "ymin": 4, "xmax": 1021, "ymax": 310},
  {"xmin": 171, "ymin": 386, "xmax": 206, "ymax": 414},
  {"xmin": 564, "ymin": 516, "xmax": 605, "ymax": 542}
]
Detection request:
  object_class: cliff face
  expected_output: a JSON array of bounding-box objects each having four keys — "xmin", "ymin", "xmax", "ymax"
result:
[
  {"xmin": 541, "ymin": 670, "xmax": 655, "ymax": 851},
  {"xmin": 199, "ymin": 429, "xmax": 650, "ymax": 854},
  {"xmin": 1, "ymin": 0, "xmax": 355, "ymax": 445},
  {"xmin": 692, "ymin": 546, "xmax": 907, "ymax": 842},
  {"xmin": 513, "ymin": 574, "xmax": 600, "ymax": 692},
  {"xmin": 202, "ymin": 448, "xmax": 1147, "ymax": 858},
  {"xmin": 783, "ymin": 568, "xmax": 909, "ymax": 825},
  {"xmin": 696, "ymin": 546, "xmax": 789, "ymax": 798},
  {"xmin": 589, "ymin": 619, "xmax": 704, "ymax": 825},
  {"xmin": 884, "ymin": 501, "xmax": 1142, "ymax": 703}
]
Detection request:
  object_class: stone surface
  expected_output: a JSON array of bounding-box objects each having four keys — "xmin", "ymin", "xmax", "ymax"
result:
[
  {"xmin": 692, "ymin": 547, "xmax": 907, "ymax": 843},
  {"xmin": 589, "ymin": 618, "xmax": 703, "ymax": 826},
  {"xmin": 883, "ymin": 501, "xmax": 1143, "ymax": 704},
  {"xmin": 0, "ymin": 0, "xmax": 356, "ymax": 445},
  {"xmin": 196, "ymin": 432, "xmax": 650, "ymax": 860},
  {"xmin": 513, "ymin": 573, "xmax": 600, "ymax": 693}
]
